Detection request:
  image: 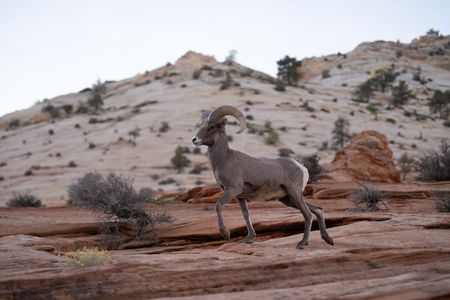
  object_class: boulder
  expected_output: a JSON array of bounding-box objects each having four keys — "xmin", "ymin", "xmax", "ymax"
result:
[{"xmin": 326, "ymin": 130, "xmax": 401, "ymax": 183}]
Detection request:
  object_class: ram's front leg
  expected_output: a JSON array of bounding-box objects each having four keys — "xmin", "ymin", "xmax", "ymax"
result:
[{"xmin": 215, "ymin": 187, "xmax": 241, "ymax": 241}]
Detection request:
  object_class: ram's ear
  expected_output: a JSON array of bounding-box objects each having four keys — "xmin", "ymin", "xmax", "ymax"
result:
[{"xmin": 218, "ymin": 117, "xmax": 227, "ymax": 129}]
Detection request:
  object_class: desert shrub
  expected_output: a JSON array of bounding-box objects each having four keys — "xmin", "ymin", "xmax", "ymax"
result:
[
  {"xmin": 137, "ymin": 187, "xmax": 156, "ymax": 203},
  {"xmin": 192, "ymin": 69, "xmax": 202, "ymax": 79},
  {"xmin": 189, "ymin": 164, "xmax": 208, "ymax": 174},
  {"xmin": 321, "ymin": 69, "xmax": 330, "ymax": 79},
  {"xmin": 428, "ymin": 90, "xmax": 450, "ymax": 119},
  {"xmin": 332, "ymin": 117, "xmax": 351, "ymax": 148},
  {"xmin": 0, "ymin": 176, "xmax": 4, "ymax": 181},
  {"xmin": 8, "ymin": 119, "xmax": 20, "ymax": 130},
  {"xmin": 220, "ymin": 73, "xmax": 233, "ymax": 90},
  {"xmin": 89, "ymin": 143, "xmax": 96, "ymax": 149},
  {"xmin": 245, "ymin": 114, "xmax": 254, "ymax": 120},
  {"xmin": 435, "ymin": 192, "xmax": 450, "ymax": 212},
  {"xmin": 68, "ymin": 172, "xmax": 172, "ymax": 238},
  {"xmin": 62, "ymin": 104, "xmax": 73, "ymax": 114},
  {"xmin": 159, "ymin": 178, "xmax": 176, "ymax": 185},
  {"xmin": 87, "ymin": 80, "xmax": 106, "ymax": 111},
  {"xmin": 24, "ymin": 170, "xmax": 33, "ymax": 176},
  {"xmin": 0, "ymin": 162, "xmax": 6, "ymax": 167},
  {"xmin": 299, "ymin": 154, "xmax": 325, "ymax": 183},
  {"xmin": 42, "ymin": 104, "xmax": 60, "ymax": 118},
  {"xmin": 398, "ymin": 153, "xmax": 415, "ymax": 181},
  {"xmin": 61, "ymin": 248, "xmax": 112, "ymax": 268},
  {"xmin": 193, "ymin": 147, "xmax": 202, "ymax": 155},
  {"xmin": 366, "ymin": 104, "xmax": 380, "ymax": 120},
  {"xmin": 134, "ymin": 100, "xmax": 158, "ymax": 109},
  {"xmin": 265, "ymin": 130, "xmax": 280, "ymax": 145},
  {"xmin": 159, "ymin": 121, "xmax": 170, "ymax": 133},
  {"xmin": 67, "ymin": 161, "xmax": 77, "ymax": 168},
  {"xmin": 351, "ymin": 183, "xmax": 386, "ymax": 211},
  {"xmin": 353, "ymin": 80, "xmax": 375, "ymax": 103},
  {"xmin": 274, "ymin": 81, "xmax": 286, "ymax": 92},
  {"xmin": 128, "ymin": 128, "xmax": 140, "ymax": 145},
  {"xmin": 417, "ymin": 139, "xmax": 450, "ymax": 181},
  {"xmin": 278, "ymin": 148, "xmax": 294, "ymax": 157},
  {"xmin": 171, "ymin": 146, "xmax": 191, "ymax": 173},
  {"xmin": 48, "ymin": 129, "xmax": 54, "ymax": 135},
  {"xmin": 7, "ymin": 193, "xmax": 42, "ymax": 208},
  {"xmin": 386, "ymin": 118, "xmax": 396, "ymax": 124},
  {"xmin": 391, "ymin": 81, "xmax": 412, "ymax": 106}
]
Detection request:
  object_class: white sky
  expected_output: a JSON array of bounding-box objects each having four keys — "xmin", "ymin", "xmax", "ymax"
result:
[{"xmin": 0, "ymin": 0, "xmax": 449, "ymax": 117}]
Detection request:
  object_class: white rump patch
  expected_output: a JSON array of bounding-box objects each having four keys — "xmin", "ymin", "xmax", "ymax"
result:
[{"xmin": 292, "ymin": 159, "xmax": 309, "ymax": 191}]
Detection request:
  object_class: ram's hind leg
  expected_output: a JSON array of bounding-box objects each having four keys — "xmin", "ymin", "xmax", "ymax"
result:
[
  {"xmin": 306, "ymin": 203, "xmax": 334, "ymax": 245},
  {"xmin": 237, "ymin": 198, "xmax": 256, "ymax": 243},
  {"xmin": 286, "ymin": 186, "xmax": 313, "ymax": 249}
]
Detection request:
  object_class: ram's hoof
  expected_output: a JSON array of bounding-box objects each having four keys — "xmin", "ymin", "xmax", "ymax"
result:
[
  {"xmin": 244, "ymin": 237, "xmax": 254, "ymax": 244},
  {"xmin": 220, "ymin": 229, "xmax": 231, "ymax": 241},
  {"xmin": 296, "ymin": 240, "xmax": 309, "ymax": 249},
  {"xmin": 322, "ymin": 235, "xmax": 335, "ymax": 245}
]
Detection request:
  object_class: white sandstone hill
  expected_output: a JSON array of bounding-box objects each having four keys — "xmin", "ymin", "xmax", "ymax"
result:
[{"xmin": 0, "ymin": 32, "xmax": 449, "ymax": 205}]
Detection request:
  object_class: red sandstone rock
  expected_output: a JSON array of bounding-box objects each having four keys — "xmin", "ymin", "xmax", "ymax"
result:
[{"xmin": 326, "ymin": 130, "xmax": 401, "ymax": 183}]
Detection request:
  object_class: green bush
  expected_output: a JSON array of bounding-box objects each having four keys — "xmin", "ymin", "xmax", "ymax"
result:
[{"xmin": 7, "ymin": 193, "xmax": 42, "ymax": 207}]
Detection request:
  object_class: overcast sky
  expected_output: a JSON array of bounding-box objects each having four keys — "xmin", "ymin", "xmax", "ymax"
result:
[{"xmin": 1, "ymin": 0, "xmax": 449, "ymax": 117}]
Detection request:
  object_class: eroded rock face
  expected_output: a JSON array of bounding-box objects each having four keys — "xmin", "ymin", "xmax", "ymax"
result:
[
  {"xmin": 168, "ymin": 185, "xmax": 223, "ymax": 203},
  {"xmin": 326, "ymin": 130, "xmax": 401, "ymax": 183}
]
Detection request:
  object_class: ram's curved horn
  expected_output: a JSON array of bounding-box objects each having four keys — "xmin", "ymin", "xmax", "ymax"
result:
[{"xmin": 208, "ymin": 105, "xmax": 247, "ymax": 133}]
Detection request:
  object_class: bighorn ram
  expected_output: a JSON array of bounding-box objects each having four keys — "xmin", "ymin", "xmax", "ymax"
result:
[{"xmin": 192, "ymin": 105, "xmax": 334, "ymax": 249}]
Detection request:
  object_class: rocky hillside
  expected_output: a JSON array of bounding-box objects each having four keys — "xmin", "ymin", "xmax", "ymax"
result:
[{"xmin": 0, "ymin": 32, "xmax": 449, "ymax": 205}]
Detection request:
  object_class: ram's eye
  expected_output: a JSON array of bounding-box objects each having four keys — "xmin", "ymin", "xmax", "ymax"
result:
[{"xmin": 207, "ymin": 126, "xmax": 215, "ymax": 132}]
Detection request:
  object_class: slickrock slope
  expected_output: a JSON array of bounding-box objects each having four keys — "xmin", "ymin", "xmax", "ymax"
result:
[{"xmin": 1, "ymin": 181, "xmax": 450, "ymax": 299}]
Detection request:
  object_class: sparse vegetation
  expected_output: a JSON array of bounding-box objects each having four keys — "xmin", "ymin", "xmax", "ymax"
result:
[
  {"xmin": 391, "ymin": 81, "xmax": 412, "ymax": 106},
  {"xmin": 435, "ymin": 192, "xmax": 450, "ymax": 212},
  {"xmin": 87, "ymin": 80, "xmax": 106, "ymax": 111},
  {"xmin": 274, "ymin": 80, "xmax": 286, "ymax": 92},
  {"xmin": 351, "ymin": 183, "xmax": 386, "ymax": 211},
  {"xmin": 220, "ymin": 72, "xmax": 233, "ymax": 90},
  {"xmin": 128, "ymin": 127, "xmax": 141, "ymax": 145},
  {"xmin": 171, "ymin": 146, "xmax": 191, "ymax": 173},
  {"xmin": 134, "ymin": 100, "xmax": 158, "ymax": 109},
  {"xmin": 67, "ymin": 161, "xmax": 77, "ymax": 168},
  {"xmin": 277, "ymin": 55, "xmax": 301, "ymax": 85},
  {"xmin": 61, "ymin": 247, "xmax": 112, "ymax": 268},
  {"xmin": 398, "ymin": 153, "xmax": 415, "ymax": 181},
  {"xmin": 353, "ymin": 81, "xmax": 375, "ymax": 103},
  {"xmin": 417, "ymin": 139, "xmax": 450, "ymax": 181},
  {"xmin": 321, "ymin": 69, "xmax": 330, "ymax": 79},
  {"xmin": 159, "ymin": 121, "xmax": 170, "ymax": 133},
  {"xmin": 265, "ymin": 129, "xmax": 280, "ymax": 145},
  {"xmin": 332, "ymin": 117, "xmax": 351, "ymax": 148},
  {"xmin": 370, "ymin": 67, "xmax": 397, "ymax": 93},
  {"xmin": 428, "ymin": 90, "xmax": 450, "ymax": 119},
  {"xmin": 299, "ymin": 154, "xmax": 325, "ymax": 183},
  {"xmin": 7, "ymin": 193, "xmax": 42, "ymax": 208},
  {"xmin": 68, "ymin": 172, "xmax": 172, "ymax": 238},
  {"xmin": 366, "ymin": 104, "xmax": 380, "ymax": 120},
  {"xmin": 278, "ymin": 148, "xmax": 294, "ymax": 157}
]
